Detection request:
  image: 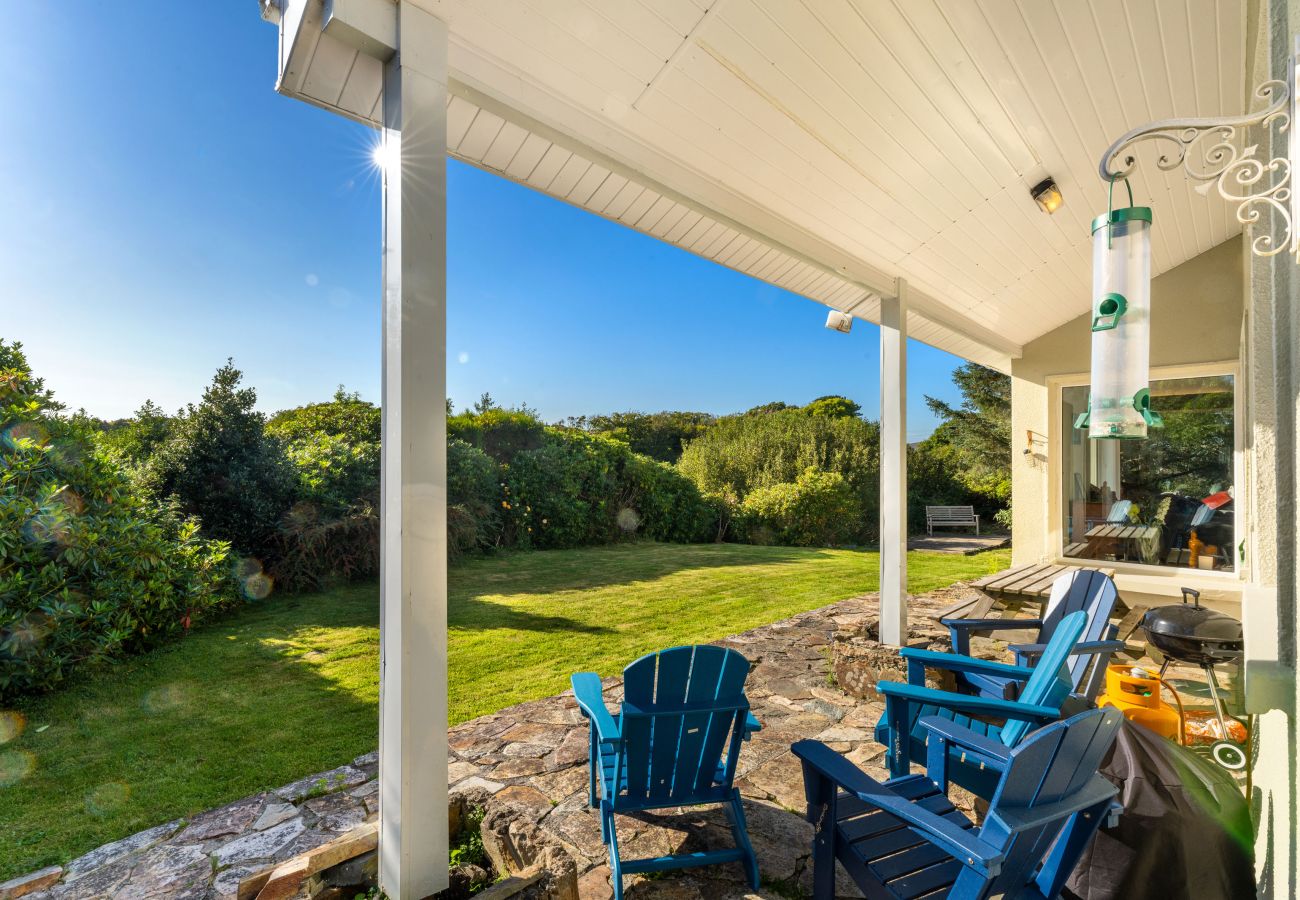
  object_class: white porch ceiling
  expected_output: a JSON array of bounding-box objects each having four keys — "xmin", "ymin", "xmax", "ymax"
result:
[{"xmin": 272, "ymin": 0, "xmax": 1246, "ymax": 371}]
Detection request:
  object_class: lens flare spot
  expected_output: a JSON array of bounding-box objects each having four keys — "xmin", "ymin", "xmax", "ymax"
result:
[
  {"xmin": 85, "ymin": 782, "xmax": 131, "ymax": 817},
  {"xmin": 616, "ymin": 507, "xmax": 641, "ymax": 533},
  {"xmin": 0, "ymin": 750, "xmax": 35, "ymax": 786},
  {"xmin": 243, "ymin": 573, "xmax": 273, "ymax": 601},
  {"xmin": 142, "ymin": 683, "xmax": 191, "ymax": 714},
  {"xmin": 457, "ymin": 352, "xmax": 470, "ymax": 365},
  {"xmin": 0, "ymin": 711, "xmax": 26, "ymax": 744},
  {"xmin": 234, "ymin": 557, "xmax": 263, "ymax": 580},
  {"xmin": 8, "ymin": 612, "xmax": 52, "ymax": 654},
  {"xmin": 305, "ymin": 273, "xmax": 319, "ymax": 287}
]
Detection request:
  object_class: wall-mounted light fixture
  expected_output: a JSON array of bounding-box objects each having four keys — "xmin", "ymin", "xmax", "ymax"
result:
[
  {"xmin": 825, "ymin": 309, "xmax": 853, "ymax": 333},
  {"xmin": 1031, "ymin": 178, "xmax": 1064, "ymax": 214}
]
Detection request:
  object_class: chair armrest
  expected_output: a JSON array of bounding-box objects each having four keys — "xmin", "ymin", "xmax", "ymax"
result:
[
  {"xmin": 918, "ymin": 715, "xmax": 1013, "ymax": 766},
  {"xmin": 942, "ymin": 617, "xmax": 1044, "ymax": 634},
  {"xmin": 943, "ymin": 617, "xmax": 1044, "ymax": 655},
  {"xmin": 791, "ymin": 740, "xmax": 1004, "ymax": 876},
  {"xmin": 879, "ymin": 681, "xmax": 1060, "ymax": 723},
  {"xmin": 1010, "ymin": 640, "xmax": 1127, "ymax": 665},
  {"xmin": 570, "ymin": 673, "xmax": 620, "ymax": 745},
  {"xmin": 988, "ymin": 776, "xmax": 1119, "ymax": 833},
  {"xmin": 744, "ymin": 711, "xmax": 762, "ymax": 737},
  {"xmin": 899, "ymin": 647, "xmax": 1036, "ymax": 684}
]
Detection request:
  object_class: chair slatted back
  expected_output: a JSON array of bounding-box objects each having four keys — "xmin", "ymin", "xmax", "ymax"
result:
[
  {"xmin": 618, "ymin": 645, "xmax": 750, "ymax": 806},
  {"xmin": 960, "ymin": 707, "xmax": 1124, "ymax": 897},
  {"xmin": 999, "ymin": 610, "xmax": 1087, "ymax": 746},
  {"xmin": 1041, "ymin": 570, "xmax": 1120, "ymax": 688}
]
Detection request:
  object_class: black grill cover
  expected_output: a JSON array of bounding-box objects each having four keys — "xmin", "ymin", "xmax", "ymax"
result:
[{"xmin": 1064, "ymin": 720, "xmax": 1254, "ymax": 900}]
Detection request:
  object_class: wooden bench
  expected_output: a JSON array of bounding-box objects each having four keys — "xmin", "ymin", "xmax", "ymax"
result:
[{"xmin": 925, "ymin": 505, "xmax": 980, "ymax": 535}]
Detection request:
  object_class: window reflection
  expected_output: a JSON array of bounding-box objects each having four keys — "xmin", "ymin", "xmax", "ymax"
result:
[{"xmin": 1062, "ymin": 375, "xmax": 1235, "ymax": 571}]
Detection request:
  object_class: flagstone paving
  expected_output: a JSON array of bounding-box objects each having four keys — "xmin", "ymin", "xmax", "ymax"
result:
[{"xmin": 8, "ymin": 586, "xmax": 989, "ymax": 900}]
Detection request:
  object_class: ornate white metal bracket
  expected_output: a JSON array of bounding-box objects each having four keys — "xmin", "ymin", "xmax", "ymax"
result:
[{"xmin": 1098, "ymin": 37, "xmax": 1298, "ymax": 261}]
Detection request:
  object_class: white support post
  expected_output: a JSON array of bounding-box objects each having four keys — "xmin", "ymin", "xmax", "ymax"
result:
[
  {"xmin": 879, "ymin": 279, "xmax": 908, "ymax": 646},
  {"xmin": 378, "ymin": 5, "xmax": 448, "ymax": 897}
]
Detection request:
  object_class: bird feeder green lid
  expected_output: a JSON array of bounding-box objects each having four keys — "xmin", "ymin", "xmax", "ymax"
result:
[{"xmin": 1091, "ymin": 206, "xmax": 1152, "ymax": 234}]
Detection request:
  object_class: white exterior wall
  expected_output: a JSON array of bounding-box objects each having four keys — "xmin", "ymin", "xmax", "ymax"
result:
[{"xmin": 1242, "ymin": 1, "xmax": 1298, "ymax": 894}]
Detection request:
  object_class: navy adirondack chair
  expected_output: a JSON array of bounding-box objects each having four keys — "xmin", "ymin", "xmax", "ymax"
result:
[
  {"xmin": 874, "ymin": 610, "xmax": 1089, "ymax": 798},
  {"xmin": 794, "ymin": 706, "xmax": 1124, "ymax": 899},
  {"xmin": 944, "ymin": 570, "xmax": 1124, "ymax": 702},
  {"xmin": 571, "ymin": 645, "xmax": 761, "ymax": 899}
]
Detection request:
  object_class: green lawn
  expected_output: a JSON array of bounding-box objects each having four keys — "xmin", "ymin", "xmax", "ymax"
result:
[{"xmin": 0, "ymin": 542, "xmax": 1008, "ymax": 880}]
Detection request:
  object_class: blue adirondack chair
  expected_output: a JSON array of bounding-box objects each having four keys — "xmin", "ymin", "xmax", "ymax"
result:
[
  {"xmin": 874, "ymin": 609, "xmax": 1089, "ymax": 798},
  {"xmin": 944, "ymin": 569, "xmax": 1125, "ymax": 702},
  {"xmin": 571, "ymin": 645, "xmax": 762, "ymax": 900},
  {"xmin": 794, "ymin": 706, "xmax": 1124, "ymax": 899}
]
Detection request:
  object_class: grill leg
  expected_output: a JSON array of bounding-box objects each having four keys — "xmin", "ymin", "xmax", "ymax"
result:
[{"xmin": 1203, "ymin": 664, "xmax": 1234, "ymax": 742}]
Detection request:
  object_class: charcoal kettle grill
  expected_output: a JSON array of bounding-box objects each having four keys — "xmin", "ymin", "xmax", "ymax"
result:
[{"xmin": 1141, "ymin": 588, "xmax": 1247, "ymax": 770}]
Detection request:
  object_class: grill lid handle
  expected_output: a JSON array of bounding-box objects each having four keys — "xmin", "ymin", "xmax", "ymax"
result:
[{"xmin": 1181, "ymin": 587, "xmax": 1201, "ymax": 607}]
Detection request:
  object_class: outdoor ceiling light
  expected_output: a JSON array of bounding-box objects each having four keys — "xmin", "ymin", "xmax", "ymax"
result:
[
  {"xmin": 825, "ymin": 309, "xmax": 853, "ymax": 333},
  {"xmin": 1031, "ymin": 178, "xmax": 1064, "ymax": 214}
]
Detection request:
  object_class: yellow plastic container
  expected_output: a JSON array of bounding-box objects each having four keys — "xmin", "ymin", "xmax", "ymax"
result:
[{"xmin": 1098, "ymin": 664, "xmax": 1181, "ymax": 740}]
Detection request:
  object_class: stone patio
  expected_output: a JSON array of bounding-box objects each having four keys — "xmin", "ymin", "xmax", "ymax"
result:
[{"xmin": 0, "ymin": 584, "xmax": 1032, "ymax": 900}]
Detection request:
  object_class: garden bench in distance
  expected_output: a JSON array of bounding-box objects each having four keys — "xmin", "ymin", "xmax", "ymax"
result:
[{"xmin": 925, "ymin": 505, "xmax": 980, "ymax": 535}]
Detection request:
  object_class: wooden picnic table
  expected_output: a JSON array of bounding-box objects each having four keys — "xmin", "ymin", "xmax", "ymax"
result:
[
  {"xmin": 1084, "ymin": 524, "xmax": 1160, "ymax": 541},
  {"xmin": 937, "ymin": 562, "xmax": 1142, "ymax": 659},
  {"xmin": 969, "ymin": 562, "xmax": 1118, "ymax": 600}
]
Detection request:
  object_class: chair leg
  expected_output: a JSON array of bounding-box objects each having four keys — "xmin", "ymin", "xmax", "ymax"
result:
[
  {"xmin": 810, "ymin": 798, "xmax": 836, "ymax": 900},
  {"xmin": 885, "ymin": 698, "xmax": 912, "ymax": 779},
  {"xmin": 588, "ymin": 729, "xmax": 598, "ymax": 809},
  {"xmin": 726, "ymin": 789, "xmax": 761, "ymax": 890},
  {"xmin": 602, "ymin": 803, "xmax": 624, "ymax": 900}
]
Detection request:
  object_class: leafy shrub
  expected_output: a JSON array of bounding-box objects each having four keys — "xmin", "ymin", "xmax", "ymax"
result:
[
  {"xmin": 268, "ymin": 502, "xmax": 379, "ymax": 592},
  {"xmin": 571, "ymin": 410, "xmax": 715, "ymax": 463},
  {"xmin": 801, "ymin": 395, "xmax": 862, "ymax": 418},
  {"xmin": 447, "ymin": 439, "xmax": 501, "ymax": 557},
  {"xmin": 501, "ymin": 430, "xmax": 713, "ymax": 549},
  {"xmin": 677, "ymin": 410, "xmax": 880, "ymax": 542},
  {"xmin": 448, "ymin": 407, "xmax": 545, "ymax": 464},
  {"xmin": 97, "ymin": 400, "xmax": 173, "ymax": 469},
  {"xmin": 0, "ymin": 340, "xmax": 235, "ymax": 701},
  {"xmin": 268, "ymin": 388, "xmax": 381, "ymax": 515},
  {"xmin": 142, "ymin": 361, "xmax": 297, "ymax": 556},
  {"xmin": 501, "ymin": 431, "xmax": 622, "ymax": 549},
  {"xmin": 617, "ymin": 453, "xmax": 715, "ymax": 543},
  {"xmin": 738, "ymin": 468, "xmax": 860, "ymax": 546}
]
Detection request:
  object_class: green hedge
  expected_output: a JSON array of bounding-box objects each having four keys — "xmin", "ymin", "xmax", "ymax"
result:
[
  {"xmin": 676, "ymin": 409, "xmax": 880, "ymax": 542},
  {"xmin": 0, "ymin": 341, "xmax": 236, "ymax": 702},
  {"xmin": 502, "ymin": 429, "xmax": 714, "ymax": 550}
]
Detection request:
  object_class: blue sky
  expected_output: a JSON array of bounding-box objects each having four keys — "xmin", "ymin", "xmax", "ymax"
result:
[{"xmin": 0, "ymin": 3, "xmax": 966, "ymax": 440}]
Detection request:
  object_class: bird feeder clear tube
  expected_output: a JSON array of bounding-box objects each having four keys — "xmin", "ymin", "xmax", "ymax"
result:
[{"xmin": 1077, "ymin": 206, "xmax": 1161, "ymax": 439}]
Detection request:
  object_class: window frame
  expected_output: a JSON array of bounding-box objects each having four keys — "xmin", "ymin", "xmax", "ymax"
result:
[{"xmin": 1047, "ymin": 360, "xmax": 1245, "ymax": 581}]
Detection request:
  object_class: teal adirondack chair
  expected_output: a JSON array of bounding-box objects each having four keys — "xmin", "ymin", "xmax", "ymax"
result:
[
  {"xmin": 874, "ymin": 610, "xmax": 1089, "ymax": 798},
  {"xmin": 795, "ymin": 706, "xmax": 1124, "ymax": 899},
  {"xmin": 944, "ymin": 570, "xmax": 1124, "ymax": 702},
  {"xmin": 571, "ymin": 645, "xmax": 762, "ymax": 900}
]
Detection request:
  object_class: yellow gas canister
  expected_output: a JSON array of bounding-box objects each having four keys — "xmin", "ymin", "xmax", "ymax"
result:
[{"xmin": 1098, "ymin": 664, "xmax": 1181, "ymax": 740}]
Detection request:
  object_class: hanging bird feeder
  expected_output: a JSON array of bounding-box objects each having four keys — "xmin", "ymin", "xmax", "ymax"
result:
[{"xmin": 1076, "ymin": 182, "xmax": 1162, "ymax": 439}]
